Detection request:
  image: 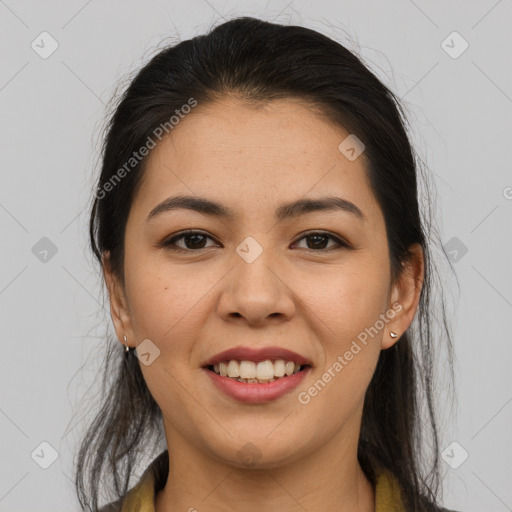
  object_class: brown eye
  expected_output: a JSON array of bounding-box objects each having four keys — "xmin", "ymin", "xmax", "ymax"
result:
[
  {"xmin": 292, "ymin": 232, "xmax": 348, "ymax": 251},
  {"xmin": 161, "ymin": 230, "xmax": 348, "ymax": 253},
  {"xmin": 162, "ymin": 230, "xmax": 218, "ymax": 252}
]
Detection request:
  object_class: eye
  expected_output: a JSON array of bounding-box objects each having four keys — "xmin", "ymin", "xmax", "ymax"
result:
[
  {"xmin": 291, "ymin": 231, "xmax": 348, "ymax": 251},
  {"xmin": 161, "ymin": 230, "xmax": 219, "ymax": 252},
  {"xmin": 161, "ymin": 230, "xmax": 349, "ymax": 253}
]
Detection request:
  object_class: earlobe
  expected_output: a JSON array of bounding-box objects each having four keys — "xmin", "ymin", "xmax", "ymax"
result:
[
  {"xmin": 382, "ymin": 243, "xmax": 424, "ymax": 350},
  {"xmin": 102, "ymin": 251, "xmax": 133, "ymax": 349}
]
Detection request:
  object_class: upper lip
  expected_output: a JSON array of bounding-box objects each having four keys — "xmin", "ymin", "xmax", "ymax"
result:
[{"xmin": 202, "ymin": 346, "xmax": 312, "ymax": 367}]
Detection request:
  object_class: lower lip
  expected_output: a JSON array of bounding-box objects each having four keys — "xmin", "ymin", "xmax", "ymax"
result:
[{"xmin": 203, "ymin": 367, "xmax": 311, "ymax": 403}]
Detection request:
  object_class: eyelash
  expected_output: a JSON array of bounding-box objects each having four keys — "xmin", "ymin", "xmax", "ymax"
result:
[{"xmin": 161, "ymin": 230, "xmax": 349, "ymax": 253}]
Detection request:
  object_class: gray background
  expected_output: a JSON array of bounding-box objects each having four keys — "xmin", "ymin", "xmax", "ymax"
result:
[{"xmin": 1, "ymin": 0, "xmax": 511, "ymax": 510}]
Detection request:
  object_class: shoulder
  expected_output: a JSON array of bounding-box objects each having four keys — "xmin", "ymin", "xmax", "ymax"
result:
[{"xmin": 375, "ymin": 466, "xmax": 463, "ymax": 512}]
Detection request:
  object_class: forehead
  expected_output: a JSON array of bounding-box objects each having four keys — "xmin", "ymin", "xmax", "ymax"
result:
[{"xmin": 133, "ymin": 96, "xmax": 382, "ymax": 226}]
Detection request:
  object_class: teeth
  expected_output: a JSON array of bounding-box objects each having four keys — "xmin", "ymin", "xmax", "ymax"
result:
[
  {"xmin": 240, "ymin": 361, "xmax": 256, "ymax": 379},
  {"xmin": 274, "ymin": 359, "xmax": 286, "ymax": 377},
  {"xmin": 227, "ymin": 360, "xmax": 240, "ymax": 378},
  {"xmin": 211, "ymin": 359, "xmax": 304, "ymax": 382},
  {"xmin": 256, "ymin": 360, "xmax": 274, "ymax": 380}
]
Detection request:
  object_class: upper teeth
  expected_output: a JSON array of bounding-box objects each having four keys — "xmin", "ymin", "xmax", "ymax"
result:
[{"xmin": 213, "ymin": 360, "xmax": 302, "ymax": 381}]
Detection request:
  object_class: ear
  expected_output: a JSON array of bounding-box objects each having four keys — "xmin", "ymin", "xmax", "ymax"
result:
[
  {"xmin": 102, "ymin": 251, "xmax": 134, "ymax": 349},
  {"xmin": 382, "ymin": 243, "xmax": 424, "ymax": 350}
]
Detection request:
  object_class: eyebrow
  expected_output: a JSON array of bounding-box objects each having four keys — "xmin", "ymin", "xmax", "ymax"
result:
[{"xmin": 146, "ymin": 194, "xmax": 365, "ymax": 223}]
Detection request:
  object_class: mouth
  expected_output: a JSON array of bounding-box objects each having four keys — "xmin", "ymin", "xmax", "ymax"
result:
[
  {"xmin": 201, "ymin": 346, "xmax": 313, "ymax": 402},
  {"xmin": 204, "ymin": 360, "xmax": 312, "ymax": 384}
]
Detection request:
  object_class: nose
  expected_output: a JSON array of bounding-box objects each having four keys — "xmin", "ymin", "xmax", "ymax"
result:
[{"xmin": 216, "ymin": 247, "xmax": 296, "ymax": 326}]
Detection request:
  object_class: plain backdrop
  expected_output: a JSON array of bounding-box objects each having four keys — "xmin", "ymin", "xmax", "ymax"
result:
[{"xmin": 1, "ymin": 1, "xmax": 511, "ymax": 511}]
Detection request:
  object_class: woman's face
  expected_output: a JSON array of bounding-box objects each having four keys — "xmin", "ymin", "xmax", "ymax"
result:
[{"xmin": 105, "ymin": 96, "xmax": 422, "ymax": 469}]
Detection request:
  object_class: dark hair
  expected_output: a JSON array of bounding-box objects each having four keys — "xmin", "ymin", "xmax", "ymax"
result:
[{"xmin": 75, "ymin": 16, "xmax": 456, "ymax": 512}]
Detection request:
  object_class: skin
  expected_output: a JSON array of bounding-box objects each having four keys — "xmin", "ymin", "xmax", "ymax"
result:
[{"xmin": 103, "ymin": 96, "xmax": 424, "ymax": 512}]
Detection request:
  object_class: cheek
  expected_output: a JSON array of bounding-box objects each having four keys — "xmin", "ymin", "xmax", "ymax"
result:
[
  {"xmin": 337, "ymin": 275, "xmax": 389, "ymax": 342},
  {"xmin": 294, "ymin": 268, "xmax": 386, "ymax": 424},
  {"xmin": 296, "ymin": 258, "xmax": 388, "ymax": 400},
  {"xmin": 125, "ymin": 268, "xmax": 176, "ymax": 338},
  {"xmin": 294, "ymin": 257, "xmax": 390, "ymax": 341},
  {"xmin": 124, "ymin": 260, "xmax": 211, "ymax": 415},
  {"xmin": 123, "ymin": 256, "xmax": 217, "ymax": 355}
]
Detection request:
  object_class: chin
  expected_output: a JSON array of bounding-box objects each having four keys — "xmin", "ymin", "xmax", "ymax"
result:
[{"xmin": 207, "ymin": 437, "xmax": 308, "ymax": 470}]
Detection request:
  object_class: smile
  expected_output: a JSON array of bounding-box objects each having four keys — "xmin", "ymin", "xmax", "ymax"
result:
[
  {"xmin": 203, "ymin": 361, "xmax": 311, "ymax": 403},
  {"xmin": 207, "ymin": 359, "xmax": 307, "ymax": 383}
]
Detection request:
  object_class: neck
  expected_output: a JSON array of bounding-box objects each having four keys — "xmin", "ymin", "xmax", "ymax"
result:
[{"xmin": 155, "ymin": 418, "xmax": 375, "ymax": 512}]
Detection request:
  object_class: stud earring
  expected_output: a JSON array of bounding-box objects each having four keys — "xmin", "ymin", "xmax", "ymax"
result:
[
  {"xmin": 389, "ymin": 331, "xmax": 398, "ymax": 339},
  {"xmin": 123, "ymin": 335, "xmax": 130, "ymax": 353}
]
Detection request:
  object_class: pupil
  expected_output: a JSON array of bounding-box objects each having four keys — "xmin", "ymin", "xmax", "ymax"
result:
[
  {"xmin": 186, "ymin": 234, "xmax": 206, "ymax": 249},
  {"xmin": 308, "ymin": 234, "xmax": 327, "ymax": 249}
]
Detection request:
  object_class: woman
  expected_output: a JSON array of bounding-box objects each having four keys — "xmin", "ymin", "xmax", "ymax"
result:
[{"xmin": 75, "ymin": 16, "xmax": 458, "ymax": 512}]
